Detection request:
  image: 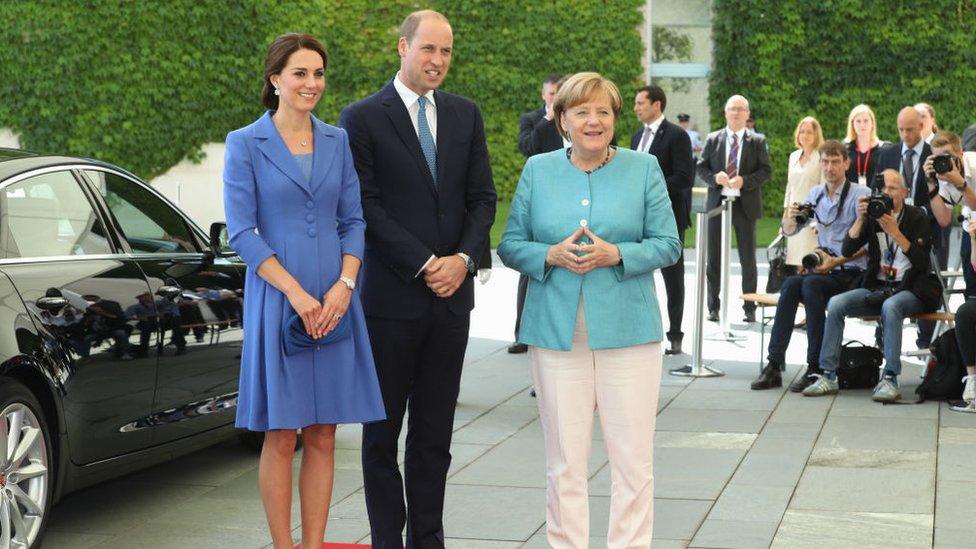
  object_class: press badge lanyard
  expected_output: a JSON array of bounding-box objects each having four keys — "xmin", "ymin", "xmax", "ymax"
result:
[
  {"xmin": 856, "ymin": 147, "xmax": 872, "ymax": 186},
  {"xmin": 882, "ymin": 209, "xmax": 906, "ymax": 281}
]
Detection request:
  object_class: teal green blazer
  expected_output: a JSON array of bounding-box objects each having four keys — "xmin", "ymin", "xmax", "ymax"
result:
[{"xmin": 498, "ymin": 148, "xmax": 681, "ymax": 351}]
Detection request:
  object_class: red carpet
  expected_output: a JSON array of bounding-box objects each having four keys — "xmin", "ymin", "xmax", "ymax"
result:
[{"xmin": 295, "ymin": 544, "xmax": 371, "ymax": 548}]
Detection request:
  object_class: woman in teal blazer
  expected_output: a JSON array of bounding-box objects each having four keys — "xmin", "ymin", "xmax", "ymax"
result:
[{"xmin": 498, "ymin": 72, "xmax": 681, "ymax": 547}]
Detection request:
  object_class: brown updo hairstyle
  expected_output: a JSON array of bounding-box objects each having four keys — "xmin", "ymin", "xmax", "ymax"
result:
[{"xmin": 261, "ymin": 33, "xmax": 329, "ymax": 110}]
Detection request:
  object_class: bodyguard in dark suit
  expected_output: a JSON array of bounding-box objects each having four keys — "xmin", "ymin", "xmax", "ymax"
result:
[
  {"xmin": 631, "ymin": 85, "xmax": 693, "ymax": 353},
  {"xmin": 697, "ymin": 95, "xmax": 771, "ymax": 322},
  {"xmin": 339, "ymin": 10, "xmax": 496, "ymax": 548},
  {"xmin": 518, "ymin": 74, "xmax": 565, "ymax": 158}
]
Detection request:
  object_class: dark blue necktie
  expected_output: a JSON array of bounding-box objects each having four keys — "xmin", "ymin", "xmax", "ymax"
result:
[{"xmin": 417, "ymin": 96, "xmax": 437, "ymax": 183}]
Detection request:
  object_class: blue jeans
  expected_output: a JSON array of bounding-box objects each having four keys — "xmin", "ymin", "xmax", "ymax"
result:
[
  {"xmin": 819, "ymin": 288, "xmax": 925, "ymax": 376},
  {"xmin": 766, "ymin": 272, "xmax": 854, "ymax": 368}
]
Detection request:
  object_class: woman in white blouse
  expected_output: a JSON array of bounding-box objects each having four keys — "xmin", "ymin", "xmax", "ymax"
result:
[{"xmin": 782, "ymin": 116, "xmax": 824, "ymax": 269}]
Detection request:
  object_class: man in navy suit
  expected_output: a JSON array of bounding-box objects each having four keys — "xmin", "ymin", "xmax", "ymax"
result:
[
  {"xmin": 631, "ymin": 85, "xmax": 693, "ymax": 354},
  {"xmin": 697, "ymin": 95, "xmax": 771, "ymax": 323},
  {"xmin": 339, "ymin": 10, "xmax": 496, "ymax": 548}
]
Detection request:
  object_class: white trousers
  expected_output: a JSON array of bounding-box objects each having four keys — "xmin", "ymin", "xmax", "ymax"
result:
[{"xmin": 529, "ymin": 304, "xmax": 662, "ymax": 549}]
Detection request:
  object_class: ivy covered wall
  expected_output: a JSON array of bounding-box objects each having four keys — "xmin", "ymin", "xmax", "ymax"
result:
[
  {"xmin": 0, "ymin": 0, "xmax": 645, "ymax": 200},
  {"xmin": 710, "ymin": 0, "xmax": 976, "ymax": 218}
]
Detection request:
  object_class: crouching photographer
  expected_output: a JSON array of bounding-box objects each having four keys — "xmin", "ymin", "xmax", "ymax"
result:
[
  {"xmin": 751, "ymin": 140, "xmax": 871, "ymax": 391},
  {"xmin": 804, "ymin": 169, "xmax": 943, "ymax": 402}
]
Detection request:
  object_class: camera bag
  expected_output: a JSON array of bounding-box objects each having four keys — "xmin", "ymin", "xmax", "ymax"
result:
[
  {"xmin": 837, "ymin": 340, "xmax": 882, "ymax": 389},
  {"xmin": 915, "ymin": 328, "xmax": 964, "ymax": 402}
]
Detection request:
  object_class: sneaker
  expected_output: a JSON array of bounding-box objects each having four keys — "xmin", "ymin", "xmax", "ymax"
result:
[
  {"xmin": 872, "ymin": 379, "xmax": 901, "ymax": 403},
  {"xmin": 789, "ymin": 367, "xmax": 820, "ymax": 393},
  {"xmin": 962, "ymin": 374, "xmax": 976, "ymax": 404},
  {"xmin": 802, "ymin": 374, "xmax": 839, "ymax": 397}
]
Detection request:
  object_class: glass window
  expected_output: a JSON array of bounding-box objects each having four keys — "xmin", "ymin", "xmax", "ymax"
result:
[
  {"xmin": 0, "ymin": 171, "xmax": 113, "ymax": 259},
  {"xmin": 85, "ymin": 170, "xmax": 198, "ymax": 254}
]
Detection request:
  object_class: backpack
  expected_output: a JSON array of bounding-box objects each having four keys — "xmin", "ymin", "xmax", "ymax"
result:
[{"xmin": 915, "ymin": 328, "xmax": 965, "ymax": 402}]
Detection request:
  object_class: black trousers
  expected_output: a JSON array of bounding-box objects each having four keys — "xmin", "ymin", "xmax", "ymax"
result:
[
  {"xmin": 662, "ymin": 228, "xmax": 687, "ymax": 341},
  {"xmin": 362, "ymin": 299, "xmax": 470, "ymax": 549},
  {"xmin": 514, "ymin": 274, "xmax": 528, "ymax": 339},
  {"xmin": 955, "ymin": 299, "xmax": 976, "ymax": 366},
  {"xmin": 707, "ymin": 204, "xmax": 758, "ymax": 314},
  {"xmin": 917, "ymin": 224, "xmax": 951, "ymax": 348}
]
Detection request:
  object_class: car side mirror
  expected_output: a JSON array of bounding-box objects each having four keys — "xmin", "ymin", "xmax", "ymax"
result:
[{"xmin": 209, "ymin": 222, "xmax": 233, "ymax": 255}]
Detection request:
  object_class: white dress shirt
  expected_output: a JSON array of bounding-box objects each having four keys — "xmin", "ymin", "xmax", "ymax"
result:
[
  {"xmin": 638, "ymin": 115, "xmax": 664, "ymax": 153},
  {"xmin": 393, "ymin": 72, "xmax": 438, "ymax": 143}
]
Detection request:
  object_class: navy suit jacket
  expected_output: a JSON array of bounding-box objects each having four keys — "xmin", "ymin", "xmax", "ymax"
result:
[
  {"xmin": 875, "ymin": 141, "xmax": 932, "ymax": 210},
  {"xmin": 339, "ymin": 81, "xmax": 496, "ymax": 319},
  {"xmin": 630, "ymin": 118, "xmax": 694, "ymax": 230},
  {"xmin": 518, "ymin": 107, "xmax": 563, "ymax": 157},
  {"xmin": 696, "ymin": 128, "xmax": 771, "ymax": 220}
]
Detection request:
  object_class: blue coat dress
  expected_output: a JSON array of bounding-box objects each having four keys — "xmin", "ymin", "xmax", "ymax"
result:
[{"xmin": 224, "ymin": 112, "xmax": 385, "ymax": 431}]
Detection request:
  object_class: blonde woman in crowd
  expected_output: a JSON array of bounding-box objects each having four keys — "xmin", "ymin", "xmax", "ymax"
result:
[
  {"xmin": 783, "ymin": 116, "xmax": 824, "ymax": 271},
  {"xmin": 844, "ymin": 104, "xmax": 884, "ymax": 186}
]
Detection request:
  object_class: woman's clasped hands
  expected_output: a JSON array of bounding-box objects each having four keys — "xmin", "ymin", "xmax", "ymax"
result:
[
  {"xmin": 545, "ymin": 226, "xmax": 622, "ymax": 275},
  {"xmin": 286, "ymin": 280, "xmax": 352, "ymax": 339}
]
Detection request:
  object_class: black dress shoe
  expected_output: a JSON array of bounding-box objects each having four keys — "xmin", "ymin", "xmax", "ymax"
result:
[
  {"xmin": 707, "ymin": 310, "xmax": 719, "ymax": 322},
  {"xmin": 508, "ymin": 342, "xmax": 528, "ymax": 354},
  {"xmin": 743, "ymin": 311, "xmax": 757, "ymax": 323},
  {"xmin": 750, "ymin": 363, "xmax": 782, "ymax": 390},
  {"xmin": 789, "ymin": 367, "xmax": 820, "ymax": 392},
  {"xmin": 530, "ymin": 388, "xmax": 537, "ymax": 398},
  {"xmin": 664, "ymin": 340, "xmax": 682, "ymax": 355}
]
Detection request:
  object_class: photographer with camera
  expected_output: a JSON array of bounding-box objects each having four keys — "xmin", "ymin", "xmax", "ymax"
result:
[
  {"xmin": 751, "ymin": 141, "xmax": 870, "ymax": 391},
  {"xmin": 926, "ymin": 132, "xmax": 976, "ymax": 296},
  {"xmin": 804, "ymin": 170, "xmax": 943, "ymax": 402}
]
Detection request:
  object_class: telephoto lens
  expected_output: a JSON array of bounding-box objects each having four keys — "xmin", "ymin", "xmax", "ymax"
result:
[{"xmin": 801, "ymin": 251, "xmax": 823, "ymax": 271}]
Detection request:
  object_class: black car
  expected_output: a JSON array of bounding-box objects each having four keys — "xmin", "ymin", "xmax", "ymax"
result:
[{"xmin": 0, "ymin": 148, "xmax": 248, "ymax": 547}]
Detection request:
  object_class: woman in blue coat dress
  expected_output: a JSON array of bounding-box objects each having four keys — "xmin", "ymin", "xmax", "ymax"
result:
[{"xmin": 223, "ymin": 34, "xmax": 384, "ymax": 548}]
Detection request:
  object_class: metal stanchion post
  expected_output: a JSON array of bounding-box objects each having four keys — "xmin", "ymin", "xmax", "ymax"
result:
[
  {"xmin": 670, "ymin": 208, "xmax": 724, "ymax": 378},
  {"xmin": 707, "ymin": 197, "xmax": 746, "ymax": 341}
]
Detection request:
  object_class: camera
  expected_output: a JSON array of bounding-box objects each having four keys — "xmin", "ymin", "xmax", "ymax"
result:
[
  {"xmin": 801, "ymin": 248, "xmax": 834, "ymax": 271},
  {"xmin": 793, "ymin": 202, "xmax": 816, "ymax": 226},
  {"xmin": 867, "ymin": 190, "xmax": 893, "ymax": 219},
  {"xmin": 932, "ymin": 153, "xmax": 955, "ymax": 175}
]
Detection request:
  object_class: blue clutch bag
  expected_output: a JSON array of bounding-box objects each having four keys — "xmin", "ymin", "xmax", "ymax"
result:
[{"xmin": 282, "ymin": 311, "xmax": 351, "ymax": 356}]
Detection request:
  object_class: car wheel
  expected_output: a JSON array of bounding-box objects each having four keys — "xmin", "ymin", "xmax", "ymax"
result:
[
  {"xmin": 0, "ymin": 379, "xmax": 53, "ymax": 548},
  {"xmin": 238, "ymin": 430, "xmax": 303, "ymax": 452}
]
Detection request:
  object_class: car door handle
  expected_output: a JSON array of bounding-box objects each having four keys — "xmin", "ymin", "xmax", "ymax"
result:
[
  {"xmin": 156, "ymin": 285, "xmax": 183, "ymax": 300},
  {"xmin": 36, "ymin": 296, "xmax": 68, "ymax": 312}
]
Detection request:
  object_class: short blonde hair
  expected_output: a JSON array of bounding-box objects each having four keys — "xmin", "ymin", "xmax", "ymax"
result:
[
  {"xmin": 552, "ymin": 72, "xmax": 622, "ymax": 139},
  {"xmin": 793, "ymin": 116, "xmax": 824, "ymax": 150},
  {"xmin": 845, "ymin": 104, "xmax": 879, "ymax": 144},
  {"xmin": 915, "ymin": 102, "xmax": 939, "ymax": 133},
  {"xmin": 399, "ymin": 10, "xmax": 450, "ymax": 43}
]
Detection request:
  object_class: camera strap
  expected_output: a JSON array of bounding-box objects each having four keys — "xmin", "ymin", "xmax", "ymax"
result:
[{"xmin": 814, "ymin": 180, "xmax": 852, "ymax": 227}]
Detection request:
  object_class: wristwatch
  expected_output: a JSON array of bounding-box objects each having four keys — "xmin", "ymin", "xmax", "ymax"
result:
[
  {"xmin": 457, "ymin": 252, "xmax": 476, "ymax": 273},
  {"xmin": 339, "ymin": 276, "xmax": 356, "ymax": 290}
]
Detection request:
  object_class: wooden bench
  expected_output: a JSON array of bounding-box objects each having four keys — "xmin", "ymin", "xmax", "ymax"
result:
[{"xmin": 740, "ymin": 293, "xmax": 955, "ymax": 369}]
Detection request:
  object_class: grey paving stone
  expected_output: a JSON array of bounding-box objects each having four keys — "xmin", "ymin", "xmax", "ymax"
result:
[
  {"xmin": 590, "ymin": 447, "xmax": 744, "ymax": 500},
  {"xmin": 121, "ymin": 439, "xmax": 259, "ymax": 487},
  {"xmin": 656, "ymin": 408, "xmax": 770, "ymax": 433},
  {"xmin": 690, "ymin": 518, "xmax": 779, "ymax": 549},
  {"xmin": 451, "ymin": 402, "xmax": 540, "ymax": 445},
  {"xmin": 935, "ymin": 479, "xmax": 976, "ymax": 530},
  {"xmin": 939, "ymin": 403, "xmax": 976, "ymax": 427},
  {"xmin": 808, "ymin": 447, "xmax": 935, "ymax": 470},
  {"xmin": 756, "ymin": 421, "xmax": 822, "ymax": 440},
  {"xmin": 444, "ymin": 539, "xmax": 522, "ymax": 548},
  {"xmin": 151, "ymin": 493, "xmax": 302, "ymax": 531},
  {"xmin": 939, "ymin": 426, "xmax": 976, "ymax": 445},
  {"xmin": 464, "ymin": 337, "xmax": 509, "ymax": 365},
  {"xmin": 936, "ymin": 443, "xmax": 976, "ymax": 481},
  {"xmin": 448, "ymin": 442, "xmax": 494, "ymax": 477},
  {"xmin": 653, "ymin": 498, "xmax": 713, "ymax": 541},
  {"xmin": 829, "ymin": 392, "xmax": 939, "ymax": 419},
  {"xmin": 655, "ymin": 431, "xmax": 757, "ymax": 450},
  {"xmin": 41, "ymin": 531, "xmax": 113, "ymax": 549},
  {"xmin": 668, "ymin": 388, "xmax": 783, "ymax": 411},
  {"xmin": 934, "ymin": 526, "xmax": 976, "ymax": 548},
  {"xmin": 767, "ymin": 394, "xmax": 832, "ymax": 424},
  {"xmin": 322, "ymin": 517, "xmax": 371, "ymax": 544},
  {"xmin": 520, "ymin": 533, "xmax": 609, "ymax": 548},
  {"xmin": 772, "ymin": 509, "xmax": 932, "ymax": 548},
  {"xmin": 707, "ymin": 484, "xmax": 794, "ymax": 522},
  {"xmin": 728, "ymin": 447, "xmax": 808, "ymax": 488},
  {"xmin": 816, "ymin": 415, "xmax": 937, "ymax": 453},
  {"xmin": 449, "ymin": 419, "xmax": 606, "ymax": 488},
  {"xmin": 441, "ymin": 484, "xmax": 546, "ymax": 541},
  {"xmin": 89, "ymin": 523, "xmax": 270, "ymax": 549},
  {"xmin": 749, "ymin": 433, "xmax": 816, "ymax": 457},
  {"xmin": 791, "ymin": 466, "xmax": 934, "ymax": 514},
  {"xmin": 48, "ymin": 481, "xmax": 213, "ymax": 535}
]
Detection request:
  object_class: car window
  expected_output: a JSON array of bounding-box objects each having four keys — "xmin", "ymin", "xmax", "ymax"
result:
[
  {"xmin": 84, "ymin": 170, "xmax": 198, "ymax": 254},
  {"xmin": 0, "ymin": 171, "xmax": 113, "ymax": 259}
]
